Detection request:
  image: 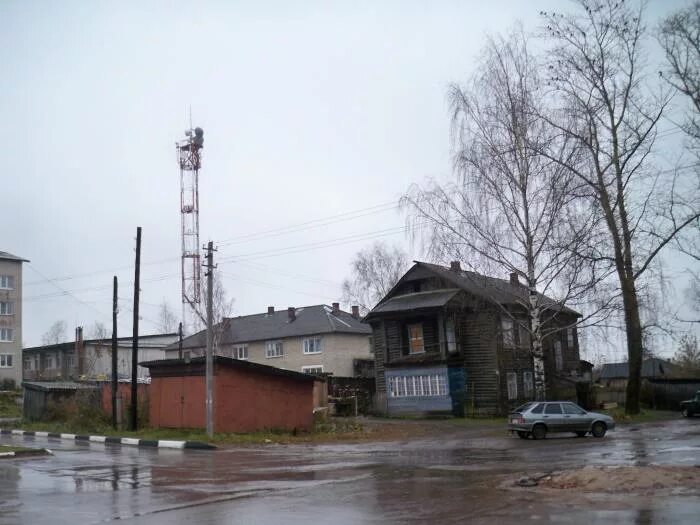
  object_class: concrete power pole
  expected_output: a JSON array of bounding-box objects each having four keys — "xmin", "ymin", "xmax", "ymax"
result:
[{"xmin": 204, "ymin": 241, "xmax": 215, "ymax": 437}]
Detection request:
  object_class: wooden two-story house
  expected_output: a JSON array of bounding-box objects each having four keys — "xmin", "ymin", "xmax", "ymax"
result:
[{"xmin": 363, "ymin": 261, "xmax": 584, "ymax": 416}]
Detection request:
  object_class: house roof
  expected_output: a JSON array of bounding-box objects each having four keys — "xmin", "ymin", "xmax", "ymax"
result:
[
  {"xmin": 167, "ymin": 304, "xmax": 371, "ymax": 352},
  {"xmin": 23, "ymin": 333, "xmax": 178, "ymax": 354},
  {"xmin": 367, "ymin": 289, "xmax": 461, "ymax": 316},
  {"xmin": 0, "ymin": 251, "xmax": 29, "ymax": 263},
  {"xmin": 140, "ymin": 355, "xmax": 317, "ymax": 383},
  {"xmin": 599, "ymin": 358, "xmax": 678, "ymax": 379},
  {"xmin": 22, "ymin": 381, "xmax": 99, "ymax": 392},
  {"xmin": 368, "ymin": 261, "xmax": 580, "ymax": 318}
]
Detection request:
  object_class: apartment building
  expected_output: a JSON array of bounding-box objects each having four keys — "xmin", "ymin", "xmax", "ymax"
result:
[{"xmin": 0, "ymin": 251, "xmax": 29, "ymax": 388}]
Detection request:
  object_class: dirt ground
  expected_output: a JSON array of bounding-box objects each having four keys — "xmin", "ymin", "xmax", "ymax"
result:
[{"xmin": 528, "ymin": 465, "xmax": 700, "ymax": 494}]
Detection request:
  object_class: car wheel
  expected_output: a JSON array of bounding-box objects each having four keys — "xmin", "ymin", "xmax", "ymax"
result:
[
  {"xmin": 517, "ymin": 431, "xmax": 529, "ymax": 439},
  {"xmin": 591, "ymin": 421, "xmax": 607, "ymax": 438},
  {"xmin": 575, "ymin": 431, "xmax": 587, "ymax": 438},
  {"xmin": 681, "ymin": 408, "xmax": 692, "ymax": 418},
  {"xmin": 531, "ymin": 424, "xmax": 547, "ymax": 440}
]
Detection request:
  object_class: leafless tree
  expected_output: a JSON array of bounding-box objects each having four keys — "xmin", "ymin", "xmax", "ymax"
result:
[
  {"xmin": 540, "ymin": 0, "xmax": 700, "ymax": 413},
  {"xmin": 659, "ymin": 1, "xmax": 700, "ymax": 154},
  {"xmin": 341, "ymin": 242, "xmax": 410, "ymax": 314},
  {"xmin": 403, "ymin": 29, "xmax": 603, "ymax": 401},
  {"xmin": 191, "ymin": 270, "xmax": 235, "ymax": 353},
  {"xmin": 41, "ymin": 320, "xmax": 66, "ymax": 345},
  {"xmin": 87, "ymin": 321, "xmax": 109, "ymax": 341},
  {"xmin": 157, "ymin": 300, "xmax": 178, "ymax": 333},
  {"xmin": 672, "ymin": 333, "xmax": 700, "ymax": 376}
]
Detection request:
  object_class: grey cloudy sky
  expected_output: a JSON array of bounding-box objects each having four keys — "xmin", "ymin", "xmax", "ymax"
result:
[{"xmin": 1, "ymin": 0, "xmax": 693, "ymax": 360}]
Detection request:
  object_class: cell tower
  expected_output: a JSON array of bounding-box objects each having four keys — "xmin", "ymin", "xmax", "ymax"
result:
[{"xmin": 176, "ymin": 126, "xmax": 204, "ymax": 334}]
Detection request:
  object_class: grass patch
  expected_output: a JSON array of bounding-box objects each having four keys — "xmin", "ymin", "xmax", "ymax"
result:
[
  {"xmin": 0, "ymin": 445, "xmax": 35, "ymax": 454},
  {"xmin": 0, "ymin": 391, "xmax": 21, "ymax": 418},
  {"xmin": 600, "ymin": 408, "xmax": 679, "ymax": 424}
]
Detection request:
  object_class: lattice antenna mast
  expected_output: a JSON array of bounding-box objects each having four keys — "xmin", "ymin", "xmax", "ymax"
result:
[{"xmin": 176, "ymin": 126, "xmax": 204, "ymax": 335}]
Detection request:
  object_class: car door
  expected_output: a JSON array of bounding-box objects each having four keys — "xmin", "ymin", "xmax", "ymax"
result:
[
  {"xmin": 542, "ymin": 403, "xmax": 564, "ymax": 431},
  {"xmin": 562, "ymin": 402, "xmax": 591, "ymax": 432}
]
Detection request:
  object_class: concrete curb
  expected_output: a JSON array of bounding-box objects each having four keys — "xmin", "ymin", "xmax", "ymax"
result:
[{"xmin": 0, "ymin": 429, "xmax": 215, "ymax": 450}]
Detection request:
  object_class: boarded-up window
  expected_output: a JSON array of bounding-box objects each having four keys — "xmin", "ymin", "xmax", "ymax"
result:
[
  {"xmin": 408, "ymin": 324, "xmax": 424, "ymax": 354},
  {"xmin": 507, "ymin": 372, "xmax": 518, "ymax": 400},
  {"xmin": 523, "ymin": 371, "xmax": 534, "ymax": 398},
  {"xmin": 554, "ymin": 341, "xmax": 563, "ymax": 370},
  {"xmin": 445, "ymin": 318, "xmax": 457, "ymax": 353},
  {"xmin": 502, "ymin": 318, "xmax": 515, "ymax": 348}
]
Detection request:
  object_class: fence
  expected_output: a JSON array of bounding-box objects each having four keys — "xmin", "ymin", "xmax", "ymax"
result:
[{"xmin": 644, "ymin": 379, "xmax": 700, "ymax": 410}]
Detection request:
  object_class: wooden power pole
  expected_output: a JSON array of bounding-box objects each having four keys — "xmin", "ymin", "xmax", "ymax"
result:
[
  {"xmin": 130, "ymin": 227, "xmax": 141, "ymax": 431},
  {"xmin": 111, "ymin": 275, "xmax": 118, "ymax": 429}
]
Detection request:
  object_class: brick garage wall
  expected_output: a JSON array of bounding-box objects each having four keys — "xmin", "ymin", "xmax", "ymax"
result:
[
  {"xmin": 101, "ymin": 383, "xmax": 149, "ymax": 416},
  {"xmin": 147, "ymin": 363, "xmax": 314, "ymax": 433},
  {"xmin": 215, "ymin": 366, "xmax": 314, "ymax": 432}
]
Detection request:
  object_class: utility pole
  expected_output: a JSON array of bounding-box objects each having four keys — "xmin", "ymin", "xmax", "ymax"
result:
[
  {"xmin": 130, "ymin": 227, "xmax": 142, "ymax": 432},
  {"xmin": 178, "ymin": 322, "xmax": 183, "ymax": 360},
  {"xmin": 111, "ymin": 276, "xmax": 118, "ymax": 429},
  {"xmin": 204, "ymin": 241, "xmax": 216, "ymax": 437}
]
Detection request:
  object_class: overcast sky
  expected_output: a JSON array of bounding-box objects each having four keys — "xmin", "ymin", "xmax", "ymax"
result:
[{"xmin": 1, "ymin": 0, "xmax": 694, "ymax": 361}]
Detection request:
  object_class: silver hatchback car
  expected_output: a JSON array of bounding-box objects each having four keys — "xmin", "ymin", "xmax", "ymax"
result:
[{"xmin": 508, "ymin": 401, "xmax": 615, "ymax": 440}]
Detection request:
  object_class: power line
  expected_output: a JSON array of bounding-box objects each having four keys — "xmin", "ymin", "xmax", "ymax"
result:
[{"xmin": 26, "ymin": 264, "xmax": 108, "ymax": 317}]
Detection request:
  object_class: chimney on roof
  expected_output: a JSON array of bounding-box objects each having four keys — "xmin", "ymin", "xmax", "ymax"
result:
[
  {"xmin": 332, "ymin": 302, "xmax": 340, "ymax": 315},
  {"xmin": 351, "ymin": 305, "xmax": 360, "ymax": 319},
  {"xmin": 267, "ymin": 306, "xmax": 275, "ymax": 315},
  {"xmin": 510, "ymin": 272, "xmax": 519, "ymax": 286},
  {"xmin": 288, "ymin": 307, "xmax": 296, "ymax": 322},
  {"xmin": 450, "ymin": 261, "xmax": 461, "ymax": 272}
]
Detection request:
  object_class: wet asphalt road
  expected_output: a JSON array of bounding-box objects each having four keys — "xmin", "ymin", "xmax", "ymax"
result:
[{"xmin": 1, "ymin": 418, "xmax": 699, "ymax": 524}]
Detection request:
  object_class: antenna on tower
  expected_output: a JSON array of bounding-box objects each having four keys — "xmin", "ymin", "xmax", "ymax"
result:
[{"xmin": 176, "ymin": 119, "xmax": 204, "ymax": 335}]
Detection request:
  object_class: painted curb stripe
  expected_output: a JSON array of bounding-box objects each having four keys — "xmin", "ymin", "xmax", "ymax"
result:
[
  {"xmin": 0, "ymin": 452, "xmax": 15, "ymax": 457},
  {"xmin": 157, "ymin": 440, "xmax": 186, "ymax": 449},
  {"xmin": 0, "ymin": 428, "xmax": 214, "ymax": 450}
]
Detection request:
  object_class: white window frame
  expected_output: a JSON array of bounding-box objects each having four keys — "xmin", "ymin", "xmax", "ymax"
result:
[
  {"xmin": 66, "ymin": 354, "xmax": 75, "ymax": 369},
  {"xmin": 554, "ymin": 341, "xmax": 563, "ymax": 371},
  {"xmin": 0, "ymin": 301, "xmax": 13, "ymax": 315},
  {"xmin": 303, "ymin": 337, "xmax": 322, "ymax": 355},
  {"xmin": 502, "ymin": 317, "xmax": 515, "ymax": 348},
  {"xmin": 301, "ymin": 365, "xmax": 323, "ymax": 374},
  {"xmin": 523, "ymin": 371, "xmax": 534, "ymax": 398},
  {"xmin": 0, "ymin": 275, "xmax": 14, "ymax": 290},
  {"xmin": 388, "ymin": 373, "xmax": 448, "ymax": 398},
  {"xmin": 407, "ymin": 324, "xmax": 425, "ymax": 354},
  {"xmin": 507, "ymin": 371, "xmax": 518, "ymax": 400},
  {"xmin": 0, "ymin": 354, "xmax": 13, "ymax": 368},
  {"xmin": 46, "ymin": 355, "xmax": 54, "ymax": 369},
  {"xmin": 266, "ymin": 341, "xmax": 283, "ymax": 358},
  {"xmin": 233, "ymin": 345, "xmax": 248, "ymax": 360},
  {"xmin": 0, "ymin": 328, "xmax": 13, "ymax": 342},
  {"xmin": 567, "ymin": 328, "xmax": 575, "ymax": 349},
  {"xmin": 23, "ymin": 357, "xmax": 31, "ymax": 371}
]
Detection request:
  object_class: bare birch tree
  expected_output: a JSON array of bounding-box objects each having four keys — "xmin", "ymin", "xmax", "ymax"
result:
[
  {"xmin": 402, "ymin": 29, "xmax": 599, "ymax": 400},
  {"xmin": 342, "ymin": 242, "xmax": 409, "ymax": 314},
  {"xmin": 541, "ymin": 0, "xmax": 700, "ymax": 413},
  {"xmin": 157, "ymin": 300, "xmax": 178, "ymax": 333}
]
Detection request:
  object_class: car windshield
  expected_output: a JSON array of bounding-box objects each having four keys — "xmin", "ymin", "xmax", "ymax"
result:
[{"xmin": 514, "ymin": 402, "xmax": 535, "ymax": 413}]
